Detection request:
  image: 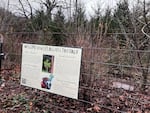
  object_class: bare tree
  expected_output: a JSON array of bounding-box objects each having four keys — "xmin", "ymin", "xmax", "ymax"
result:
[
  {"xmin": 18, "ymin": 0, "xmax": 33, "ymax": 19},
  {"xmin": 0, "ymin": 1, "xmax": 15, "ymax": 33},
  {"xmin": 42, "ymin": 0, "xmax": 58, "ymax": 20},
  {"xmin": 140, "ymin": 0, "xmax": 150, "ymax": 92},
  {"xmin": 129, "ymin": 0, "xmax": 150, "ymax": 93}
]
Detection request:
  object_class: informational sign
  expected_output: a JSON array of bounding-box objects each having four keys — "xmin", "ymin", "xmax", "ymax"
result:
[{"xmin": 21, "ymin": 43, "xmax": 82, "ymax": 99}]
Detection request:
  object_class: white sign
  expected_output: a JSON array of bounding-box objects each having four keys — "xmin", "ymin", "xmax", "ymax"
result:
[{"xmin": 21, "ymin": 43, "xmax": 82, "ymax": 99}]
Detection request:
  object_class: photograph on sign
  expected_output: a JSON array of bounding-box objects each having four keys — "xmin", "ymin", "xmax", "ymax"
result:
[
  {"xmin": 41, "ymin": 55, "xmax": 54, "ymax": 90},
  {"xmin": 21, "ymin": 43, "xmax": 82, "ymax": 99}
]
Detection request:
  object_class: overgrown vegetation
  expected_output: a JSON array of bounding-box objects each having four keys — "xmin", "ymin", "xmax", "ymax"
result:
[{"xmin": 0, "ymin": 0, "xmax": 150, "ymax": 112}]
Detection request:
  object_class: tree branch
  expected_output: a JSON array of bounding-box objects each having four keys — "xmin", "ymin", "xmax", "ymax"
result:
[{"xmin": 18, "ymin": 0, "xmax": 28, "ymax": 19}]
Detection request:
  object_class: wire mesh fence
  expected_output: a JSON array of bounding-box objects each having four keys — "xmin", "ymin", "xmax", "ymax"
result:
[{"xmin": 1, "ymin": 32, "xmax": 150, "ymax": 112}]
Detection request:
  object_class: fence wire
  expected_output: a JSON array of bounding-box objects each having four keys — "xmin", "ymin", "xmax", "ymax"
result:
[{"xmin": 1, "ymin": 32, "xmax": 150, "ymax": 112}]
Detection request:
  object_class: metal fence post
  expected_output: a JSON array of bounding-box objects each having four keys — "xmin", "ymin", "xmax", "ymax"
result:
[{"xmin": 0, "ymin": 34, "xmax": 4, "ymax": 72}]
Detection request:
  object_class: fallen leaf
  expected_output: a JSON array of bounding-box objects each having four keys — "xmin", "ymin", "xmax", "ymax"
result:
[
  {"xmin": 93, "ymin": 105, "xmax": 101, "ymax": 112},
  {"xmin": 1, "ymin": 83, "xmax": 5, "ymax": 88},
  {"xmin": 87, "ymin": 107, "xmax": 92, "ymax": 111},
  {"xmin": 0, "ymin": 88, "xmax": 3, "ymax": 91},
  {"xmin": 137, "ymin": 110, "xmax": 142, "ymax": 113},
  {"xmin": 127, "ymin": 111, "xmax": 131, "ymax": 113},
  {"xmin": 119, "ymin": 95, "xmax": 125, "ymax": 101},
  {"xmin": 29, "ymin": 102, "xmax": 33, "ymax": 112}
]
